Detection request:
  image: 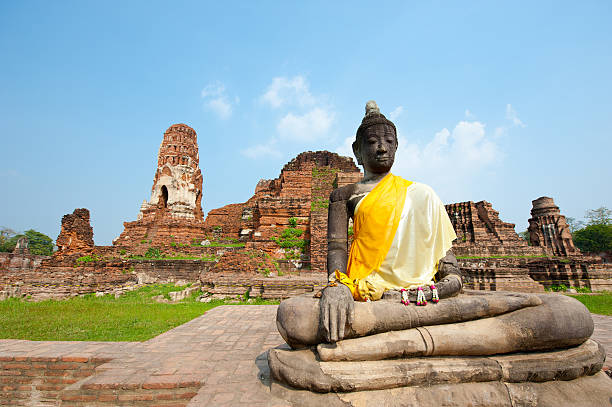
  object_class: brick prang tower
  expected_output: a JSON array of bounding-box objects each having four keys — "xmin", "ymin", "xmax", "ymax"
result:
[{"xmin": 114, "ymin": 124, "xmax": 205, "ymax": 248}]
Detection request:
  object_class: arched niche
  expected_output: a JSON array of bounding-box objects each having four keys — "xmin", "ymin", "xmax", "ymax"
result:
[{"xmin": 160, "ymin": 185, "xmax": 169, "ymax": 208}]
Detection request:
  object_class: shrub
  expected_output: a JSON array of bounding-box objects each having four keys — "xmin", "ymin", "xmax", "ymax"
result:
[
  {"xmin": 76, "ymin": 254, "xmax": 101, "ymax": 264},
  {"xmin": 144, "ymin": 247, "xmax": 162, "ymax": 259}
]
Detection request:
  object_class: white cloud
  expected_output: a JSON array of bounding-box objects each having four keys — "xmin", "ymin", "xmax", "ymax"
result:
[
  {"xmin": 241, "ymin": 143, "xmax": 281, "ymax": 159},
  {"xmin": 277, "ymin": 108, "xmax": 335, "ymax": 142},
  {"xmin": 388, "ymin": 106, "xmax": 404, "ymax": 121},
  {"xmin": 206, "ymin": 98, "xmax": 232, "ymax": 120},
  {"xmin": 201, "ymin": 81, "xmax": 225, "ymax": 98},
  {"xmin": 244, "ymin": 75, "xmax": 337, "ymax": 160},
  {"xmin": 394, "ymin": 121, "xmax": 500, "ymax": 192},
  {"xmin": 494, "ymin": 126, "xmax": 506, "ymax": 138},
  {"xmin": 261, "ymin": 76, "xmax": 315, "ymax": 108},
  {"xmin": 336, "ymin": 136, "xmax": 355, "ymax": 158},
  {"xmin": 201, "ymin": 81, "xmax": 234, "ymax": 120},
  {"xmin": 506, "ymin": 104, "xmax": 525, "ymax": 127}
]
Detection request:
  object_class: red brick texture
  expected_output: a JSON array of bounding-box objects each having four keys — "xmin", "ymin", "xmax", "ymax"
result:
[{"xmin": 0, "ymin": 356, "xmax": 106, "ymax": 406}]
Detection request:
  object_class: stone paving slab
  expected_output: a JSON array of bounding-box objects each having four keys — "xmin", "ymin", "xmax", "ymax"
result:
[
  {"xmin": 591, "ymin": 313, "xmax": 612, "ymax": 369},
  {"xmin": 0, "ymin": 305, "xmax": 610, "ymax": 406}
]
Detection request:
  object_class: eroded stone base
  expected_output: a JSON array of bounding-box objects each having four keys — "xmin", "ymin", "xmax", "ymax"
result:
[
  {"xmin": 270, "ymin": 371, "xmax": 612, "ymax": 407},
  {"xmin": 269, "ymin": 340, "xmax": 605, "ymax": 393}
]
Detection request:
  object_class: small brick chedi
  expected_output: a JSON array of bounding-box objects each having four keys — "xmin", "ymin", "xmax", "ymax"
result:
[
  {"xmin": 114, "ymin": 124, "xmax": 205, "ymax": 247},
  {"xmin": 528, "ymin": 196, "xmax": 578, "ymax": 256},
  {"xmin": 55, "ymin": 208, "xmax": 95, "ymax": 257}
]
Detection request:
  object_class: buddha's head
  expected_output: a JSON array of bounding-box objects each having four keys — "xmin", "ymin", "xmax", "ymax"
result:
[{"xmin": 352, "ymin": 101, "xmax": 398, "ymax": 174}]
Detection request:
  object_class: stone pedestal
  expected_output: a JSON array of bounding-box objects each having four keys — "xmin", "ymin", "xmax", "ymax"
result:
[{"xmin": 269, "ymin": 292, "xmax": 612, "ymax": 406}]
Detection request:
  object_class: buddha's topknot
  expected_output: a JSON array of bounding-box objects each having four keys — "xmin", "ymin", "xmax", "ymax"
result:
[{"xmin": 355, "ymin": 100, "xmax": 397, "ymax": 144}]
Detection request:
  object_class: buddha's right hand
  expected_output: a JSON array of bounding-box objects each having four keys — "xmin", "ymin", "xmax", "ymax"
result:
[{"xmin": 319, "ymin": 284, "xmax": 354, "ymax": 343}]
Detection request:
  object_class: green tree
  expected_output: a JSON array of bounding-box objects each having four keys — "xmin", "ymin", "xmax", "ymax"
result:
[
  {"xmin": 573, "ymin": 224, "xmax": 612, "ymax": 253},
  {"xmin": 572, "ymin": 206, "xmax": 612, "ymax": 253},
  {"xmin": 518, "ymin": 230, "xmax": 530, "ymax": 245},
  {"xmin": 0, "ymin": 229, "xmax": 54, "ymax": 255},
  {"xmin": 0, "ymin": 227, "xmax": 16, "ymax": 252},
  {"xmin": 23, "ymin": 229, "xmax": 54, "ymax": 256}
]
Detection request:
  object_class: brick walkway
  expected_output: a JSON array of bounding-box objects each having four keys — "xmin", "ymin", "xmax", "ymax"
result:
[{"xmin": 1, "ymin": 305, "xmax": 611, "ymax": 406}]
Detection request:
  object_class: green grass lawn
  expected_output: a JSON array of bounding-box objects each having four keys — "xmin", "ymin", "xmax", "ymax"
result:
[
  {"xmin": 0, "ymin": 284, "xmax": 277, "ymax": 342},
  {"xmin": 567, "ymin": 292, "xmax": 612, "ymax": 316}
]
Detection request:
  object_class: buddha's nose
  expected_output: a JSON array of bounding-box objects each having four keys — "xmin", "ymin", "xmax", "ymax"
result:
[{"xmin": 377, "ymin": 142, "xmax": 387, "ymax": 153}]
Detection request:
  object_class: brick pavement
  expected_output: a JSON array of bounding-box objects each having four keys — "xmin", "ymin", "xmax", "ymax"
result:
[{"xmin": 0, "ymin": 305, "xmax": 611, "ymax": 406}]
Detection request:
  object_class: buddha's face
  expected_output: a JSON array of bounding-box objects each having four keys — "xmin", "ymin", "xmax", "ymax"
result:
[{"xmin": 354, "ymin": 123, "xmax": 398, "ymax": 174}]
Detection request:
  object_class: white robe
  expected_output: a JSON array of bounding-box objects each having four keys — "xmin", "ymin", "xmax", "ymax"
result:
[{"xmin": 354, "ymin": 182, "xmax": 457, "ymax": 290}]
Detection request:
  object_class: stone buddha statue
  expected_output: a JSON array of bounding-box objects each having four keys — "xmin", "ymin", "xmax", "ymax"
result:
[{"xmin": 268, "ymin": 102, "xmax": 611, "ymax": 406}]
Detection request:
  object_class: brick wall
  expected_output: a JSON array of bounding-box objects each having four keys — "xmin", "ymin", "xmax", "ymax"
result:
[{"xmin": 0, "ymin": 355, "xmax": 106, "ymax": 406}]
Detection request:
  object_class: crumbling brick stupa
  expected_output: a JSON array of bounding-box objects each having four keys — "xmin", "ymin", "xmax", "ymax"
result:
[
  {"xmin": 114, "ymin": 124, "xmax": 206, "ymax": 248},
  {"xmin": 55, "ymin": 208, "xmax": 95, "ymax": 258},
  {"xmin": 528, "ymin": 196, "xmax": 579, "ymax": 256}
]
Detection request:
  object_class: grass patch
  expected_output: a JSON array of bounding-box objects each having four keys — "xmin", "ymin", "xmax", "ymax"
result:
[
  {"xmin": 567, "ymin": 292, "xmax": 612, "ymax": 316},
  {"xmin": 0, "ymin": 284, "xmax": 278, "ymax": 342}
]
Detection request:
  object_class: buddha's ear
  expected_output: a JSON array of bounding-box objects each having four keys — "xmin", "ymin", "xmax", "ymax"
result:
[{"xmin": 352, "ymin": 140, "xmax": 362, "ymax": 165}]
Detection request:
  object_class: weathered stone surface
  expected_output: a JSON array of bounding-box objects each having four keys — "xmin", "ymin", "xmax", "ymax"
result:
[
  {"xmin": 276, "ymin": 290, "xmax": 543, "ymax": 348},
  {"xmin": 55, "ymin": 208, "xmax": 95, "ymax": 257},
  {"xmin": 270, "ymin": 371, "xmax": 612, "ymax": 407},
  {"xmin": 269, "ymin": 339, "xmax": 605, "ymax": 392},
  {"xmin": 114, "ymin": 124, "xmax": 205, "ymax": 247},
  {"xmin": 316, "ymin": 294, "xmax": 593, "ymax": 361},
  {"xmin": 529, "ymin": 196, "xmax": 578, "ymax": 256}
]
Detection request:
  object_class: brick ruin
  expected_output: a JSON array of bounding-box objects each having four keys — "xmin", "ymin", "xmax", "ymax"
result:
[
  {"xmin": 446, "ymin": 199, "xmax": 610, "ymax": 292},
  {"xmin": 528, "ymin": 196, "xmax": 579, "ymax": 256},
  {"xmin": 114, "ymin": 124, "xmax": 206, "ymax": 248},
  {"xmin": 55, "ymin": 208, "xmax": 95, "ymax": 258},
  {"xmin": 446, "ymin": 201, "xmax": 544, "ymax": 257},
  {"xmin": 203, "ymin": 151, "xmax": 362, "ymax": 272}
]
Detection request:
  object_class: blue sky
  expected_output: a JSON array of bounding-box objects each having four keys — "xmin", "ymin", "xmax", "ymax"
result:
[{"xmin": 1, "ymin": 1, "xmax": 610, "ymax": 245}]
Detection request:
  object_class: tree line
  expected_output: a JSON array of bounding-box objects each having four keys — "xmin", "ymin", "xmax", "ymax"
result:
[
  {"xmin": 0, "ymin": 228, "xmax": 54, "ymax": 256},
  {"xmin": 567, "ymin": 207, "xmax": 612, "ymax": 253}
]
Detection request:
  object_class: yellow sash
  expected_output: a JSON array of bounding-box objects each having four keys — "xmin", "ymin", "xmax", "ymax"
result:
[{"xmin": 347, "ymin": 173, "xmax": 412, "ymax": 281}]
